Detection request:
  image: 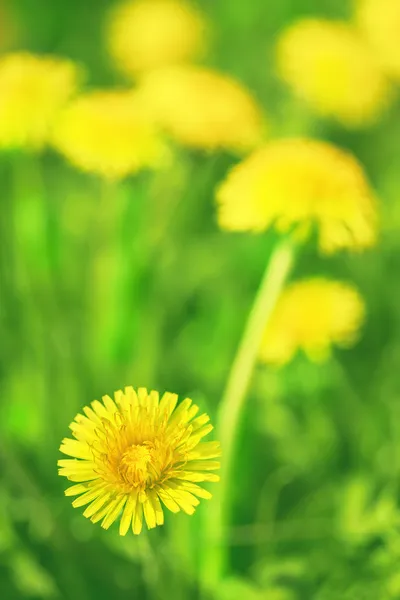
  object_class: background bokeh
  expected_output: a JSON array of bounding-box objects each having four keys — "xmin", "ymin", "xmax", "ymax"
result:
[{"xmin": 1, "ymin": 0, "xmax": 400, "ymax": 599}]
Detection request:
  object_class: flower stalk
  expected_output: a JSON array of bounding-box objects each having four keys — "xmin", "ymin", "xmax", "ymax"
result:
[{"xmin": 201, "ymin": 238, "xmax": 295, "ymax": 589}]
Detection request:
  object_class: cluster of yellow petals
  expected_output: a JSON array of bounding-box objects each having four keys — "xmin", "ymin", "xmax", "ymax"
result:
[
  {"xmin": 0, "ymin": 52, "xmax": 80, "ymax": 150},
  {"xmin": 52, "ymin": 90, "xmax": 166, "ymax": 179},
  {"xmin": 357, "ymin": 0, "xmax": 400, "ymax": 81},
  {"xmin": 58, "ymin": 387, "xmax": 220, "ymax": 535},
  {"xmin": 260, "ymin": 279, "xmax": 365, "ymax": 366},
  {"xmin": 276, "ymin": 19, "xmax": 391, "ymax": 127},
  {"xmin": 108, "ymin": 0, "xmax": 207, "ymax": 77},
  {"xmin": 138, "ymin": 66, "xmax": 265, "ymax": 153},
  {"xmin": 216, "ymin": 138, "xmax": 377, "ymax": 254}
]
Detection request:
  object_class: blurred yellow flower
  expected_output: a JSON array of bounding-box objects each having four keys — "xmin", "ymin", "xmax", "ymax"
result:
[
  {"xmin": 260, "ymin": 279, "xmax": 365, "ymax": 365},
  {"xmin": 108, "ymin": 0, "xmax": 207, "ymax": 77},
  {"xmin": 53, "ymin": 90, "xmax": 166, "ymax": 179},
  {"xmin": 357, "ymin": 0, "xmax": 400, "ymax": 81},
  {"xmin": 138, "ymin": 66, "xmax": 265, "ymax": 153},
  {"xmin": 0, "ymin": 52, "xmax": 79, "ymax": 150},
  {"xmin": 58, "ymin": 386, "xmax": 220, "ymax": 534},
  {"xmin": 217, "ymin": 138, "xmax": 377, "ymax": 253},
  {"xmin": 276, "ymin": 19, "xmax": 391, "ymax": 127}
]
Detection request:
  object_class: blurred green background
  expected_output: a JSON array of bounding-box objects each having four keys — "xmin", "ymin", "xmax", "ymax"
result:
[{"xmin": 1, "ymin": 0, "xmax": 400, "ymax": 598}]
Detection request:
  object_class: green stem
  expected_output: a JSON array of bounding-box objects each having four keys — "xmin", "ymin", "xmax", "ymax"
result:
[{"xmin": 201, "ymin": 238, "xmax": 295, "ymax": 590}]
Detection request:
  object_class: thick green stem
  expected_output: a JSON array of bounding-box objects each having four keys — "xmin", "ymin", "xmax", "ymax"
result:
[{"xmin": 201, "ymin": 239, "xmax": 295, "ymax": 590}]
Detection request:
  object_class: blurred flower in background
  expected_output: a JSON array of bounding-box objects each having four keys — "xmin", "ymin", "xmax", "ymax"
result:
[
  {"xmin": 216, "ymin": 138, "xmax": 377, "ymax": 253},
  {"xmin": 58, "ymin": 387, "xmax": 220, "ymax": 535},
  {"xmin": 107, "ymin": 0, "xmax": 207, "ymax": 78},
  {"xmin": 138, "ymin": 66, "xmax": 265, "ymax": 153},
  {"xmin": 276, "ymin": 19, "xmax": 391, "ymax": 127},
  {"xmin": 0, "ymin": 53, "xmax": 80, "ymax": 150},
  {"xmin": 357, "ymin": 0, "xmax": 400, "ymax": 81},
  {"xmin": 259, "ymin": 278, "xmax": 365, "ymax": 365},
  {"xmin": 52, "ymin": 90, "xmax": 167, "ymax": 179}
]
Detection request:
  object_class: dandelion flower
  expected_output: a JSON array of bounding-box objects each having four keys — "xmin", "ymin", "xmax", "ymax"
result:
[
  {"xmin": 276, "ymin": 19, "xmax": 391, "ymax": 127},
  {"xmin": 53, "ymin": 90, "xmax": 166, "ymax": 179},
  {"xmin": 260, "ymin": 279, "xmax": 365, "ymax": 365},
  {"xmin": 357, "ymin": 0, "xmax": 400, "ymax": 81},
  {"xmin": 108, "ymin": 0, "xmax": 207, "ymax": 77},
  {"xmin": 58, "ymin": 387, "xmax": 221, "ymax": 534},
  {"xmin": 216, "ymin": 138, "xmax": 377, "ymax": 253},
  {"xmin": 0, "ymin": 53, "xmax": 80, "ymax": 150},
  {"xmin": 138, "ymin": 66, "xmax": 265, "ymax": 153}
]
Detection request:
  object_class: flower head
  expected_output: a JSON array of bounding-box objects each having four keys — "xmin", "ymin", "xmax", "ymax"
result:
[
  {"xmin": 216, "ymin": 138, "xmax": 377, "ymax": 253},
  {"xmin": 276, "ymin": 19, "xmax": 391, "ymax": 127},
  {"xmin": 0, "ymin": 52, "xmax": 80, "ymax": 150},
  {"xmin": 108, "ymin": 0, "xmax": 207, "ymax": 77},
  {"xmin": 357, "ymin": 0, "xmax": 400, "ymax": 81},
  {"xmin": 52, "ymin": 90, "xmax": 166, "ymax": 179},
  {"xmin": 138, "ymin": 66, "xmax": 265, "ymax": 153},
  {"xmin": 58, "ymin": 387, "xmax": 220, "ymax": 534},
  {"xmin": 260, "ymin": 279, "xmax": 365, "ymax": 365}
]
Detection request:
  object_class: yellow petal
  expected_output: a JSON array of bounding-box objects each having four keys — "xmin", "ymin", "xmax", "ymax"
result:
[
  {"xmin": 64, "ymin": 484, "xmax": 88, "ymax": 497},
  {"xmin": 72, "ymin": 484, "xmax": 106, "ymax": 508},
  {"xmin": 91, "ymin": 399, "xmax": 112, "ymax": 420},
  {"xmin": 148, "ymin": 391, "xmax": 159, "ymax": 409},
  {"xmin": 185, "ymin": 424, "xmax": 214, "ymax": 450},
  {"xmin": 137, "ymin": 387, "xmax": 149, "ymax": 406},
  {"xmin": 190, "ymin": 414, "xmax": 210, "ymax": 431},
  {"xmin": 172, "ymin": 471, "xmax": 220, "ymax": 483},
  {"xmin": 190, "ymin": 423, "xmax": 213, "ymax": 439},
  {"xmin": 57, "ymin": 459, "xmax": 96, "ymax": 470},
  {"xmin": 166, "ymin": 487, "xmax": 198, "ymax": 515},
  {"xmin": 156, "ymin": 487, "xmax": 180, "ymax": 513},
  {"xmin": 186, "ymin": 460, "xmax": 220, "ymax": 471},
  {"xmin": 149, "ymin": 490, "xmax": 164, "ymax": 526},
  {"xmin": 83, "ymin": 405, "xmax": 102, "ymax": 425},
  {"xmin": 69, "ymin": 422, "xmax": 97, "ymax": 442},
  {"xmin": 124, "ymin": 386, "xmax": 139, "ymax": 407},
  {"xmin": 186, "ymin": 404, "xmax": 199, "ymax": 422},
  {"xmin": 174, "ymin": 424, "xmax": 193, "ymax": 448},
  {"xmin": 61, "ymin": 471, "xmax": 99, "ymax": 482},
  {"xmin": 187, "ymin": 441, "xmax": 221, "ymax": 460},
  {"xmin": 65, "ymin": 480, "xmax": 101, "ymax": 496},
  {"xmin": 83, "ymin": 492, "xmax": 111, "ymax": 519},
  {"xmin": 158, "ymin": 392, "xmax": 178, "ymax": 422},
  {"xmin": 119, "ymin": 491, "xmax": 138, "ymax": 536},
  {"xmin": 59, "ymin": 438, "xmax": 92, "ymax": 460},
  {"xmin": 169, "ymin": 398, "xmax": 192, "ymax": 421},
  {"xmin": 115, "ymin": 389, "xmax": 131, "ymax": 412},
  {"xmin": 90, "ymin": 497, "xmax": 117, "ymax": 523},
  {"xmin": 102, "ymin": 495, "xmax": 127, "ymax": 530},
  {"xmin": 132, "ymin": 500, "xmax": 143, "ymax": 535},
  {"xmin": 166, "ymin": 481, "xmax": 200, "ymax": 504},
  {"xmin": 178, "ymin": 482, "xmax": 212, "ymax": 500},
  {"xmin": 102, "ymin": 394, "xmax": 118, "ymax": 414},
  {"xmin": 74, "ymin": 414, "xmax": 96, "ymax": 428},
  {"xmin": 143, "ymin": 495, "xmax": 157, "ymax": 529}
]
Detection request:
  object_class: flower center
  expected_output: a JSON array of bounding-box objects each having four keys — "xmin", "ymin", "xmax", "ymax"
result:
[{"xmin": 118, "ymin": 443, "xmax": 156, "ymax": 487}]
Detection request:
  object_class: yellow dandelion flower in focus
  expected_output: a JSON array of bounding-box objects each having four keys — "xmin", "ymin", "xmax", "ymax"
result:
[
  {"xmin": 108, "ymin": 0, "xmax": 207, "ymax": 77},
  {"xmin": 58, "ymin": 387, "xmax": 220, "ymax": 534},
  {"xmin": 358, "ymin": 0, "xmax": 400, "ymax": 81},
  {"xmin": 0, "ymin": 53, "xmax": 80, "ymax": 150},
  {"xmin": 138, "ymin": 66, "xmax": 265, "ymax": 153},
  {"xmin": 260, "ymin": 279, "xmax": 365, "ymax": 366},
  {"xmin": 276, "ymin": 19, "xmax": 391, "ymax": 127},
  {"xmin": 216, "ymin": 138, "xmax": 377, "ymax": 253},
  {"xmin": 52, "ymin": 90, "xmax": 166, "ymax": 179}
]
